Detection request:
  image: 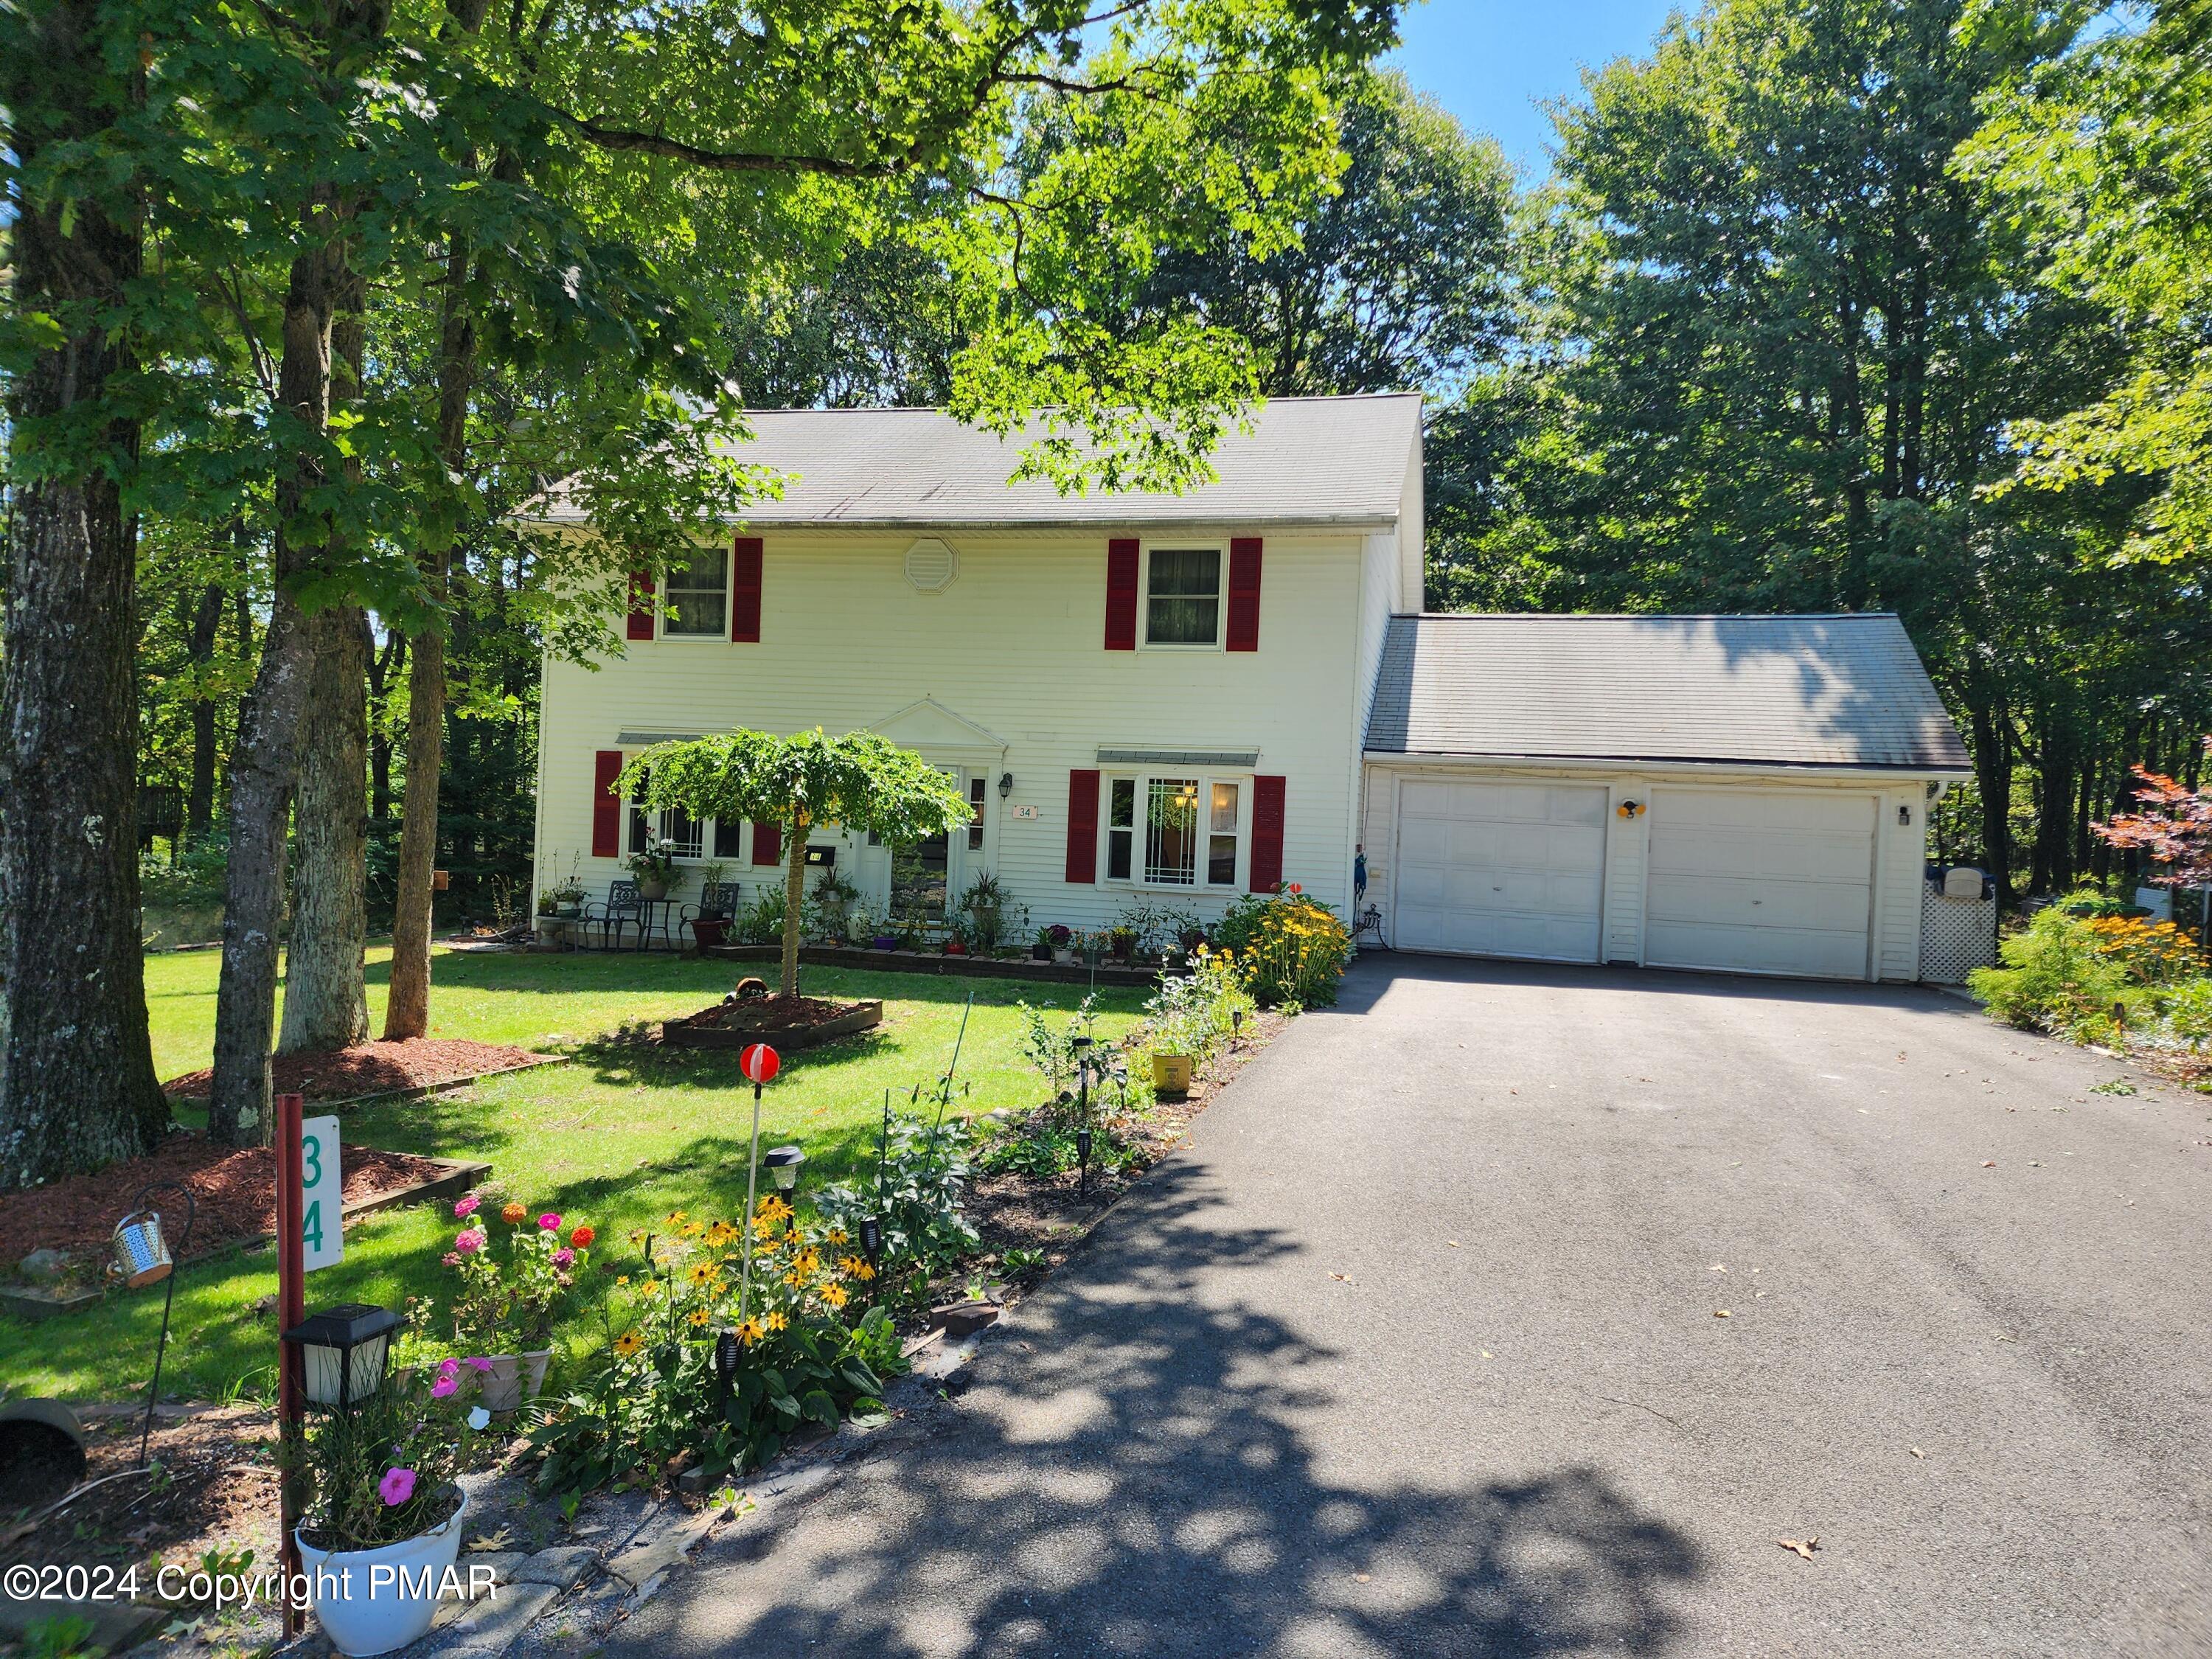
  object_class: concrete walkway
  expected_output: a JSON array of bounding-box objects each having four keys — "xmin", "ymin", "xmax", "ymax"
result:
[{"xmin": 593, "ymin": 956, "xmax": 2212, "ymax": 1657}]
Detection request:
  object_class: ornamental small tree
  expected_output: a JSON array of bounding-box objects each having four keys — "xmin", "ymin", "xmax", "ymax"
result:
[
  {"xmin": 2096, "ymin": 737, "xmax": 2212, "ymax": 953},
  {"xmin": 618, "ymin": 731, "xmax": 973, "ymax": 998}
]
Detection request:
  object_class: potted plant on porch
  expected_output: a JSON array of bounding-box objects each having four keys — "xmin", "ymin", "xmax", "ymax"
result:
[
  {"xmin": 625, "ymin": 836, "xmax": 679, "ymax": 901},
  {"xmin": 689, "ymin": 860, "xmax": 734, "ymax": 947},
  {"xmin": 1032, "ymin": 924, "xmax": 1055, "ymax": 962},
  {"xmin": 293, "ymin": 1366, "xmax": 476, "ymax": 1655}
]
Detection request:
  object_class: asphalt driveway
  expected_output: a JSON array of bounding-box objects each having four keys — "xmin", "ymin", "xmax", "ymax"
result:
[{"xmin": 594, "ymin": 956, "xmax": 2212, "ymax": 1658}]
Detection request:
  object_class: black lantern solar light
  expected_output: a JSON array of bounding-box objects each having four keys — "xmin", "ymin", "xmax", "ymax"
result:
[
  {"xmin": 281, "ymin": 1303, "xmax": 403, "ymax": 1413},
  {"xmin": 858, "ymin": 1216, "xmax": 884, "ymax": 1267},
  {"xmin": 714, "ymin": 1325, "xmax": 742, "ymax": 1405},
  {"xmin": 1071, "ymin": 1036, "xmax": 1095, "ymax": 1197}
]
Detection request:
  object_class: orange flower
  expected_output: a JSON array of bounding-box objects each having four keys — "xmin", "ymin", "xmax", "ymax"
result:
[
  {"xmin": 501, "ymin": 1202, "xmax": 527, "ymax": 1225},
  {"xmin": 569, "ymin": 1225, "xmax": 596, "ymax": 1248}
]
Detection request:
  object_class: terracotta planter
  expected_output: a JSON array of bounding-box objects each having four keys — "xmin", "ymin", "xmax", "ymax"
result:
[
  {"xmin": 476, "ymin": 1349, "xmax": 553, "ymax": 1412},
  {"xmin": 690, "ymin": 917, "xmax": 730, "ymax": 948},
  {"xmin": 298, "ymin": 1490, "xmax": 467, "ymax": 1657},
  {"xmin": 1152, "ymin": 1053, "xmax": 1194, "ymax": 1094},
  {"xmin": 944, "ymin": 940, "xmax": 968, "ymax": 956}
]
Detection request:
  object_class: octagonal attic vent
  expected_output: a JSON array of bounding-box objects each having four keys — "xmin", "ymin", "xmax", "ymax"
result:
[{"xmin": 904, "ymin": 538, "xmax": 959, "ymax": 594}]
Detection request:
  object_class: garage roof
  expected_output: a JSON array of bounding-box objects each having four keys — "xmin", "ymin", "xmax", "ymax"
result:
[
  {"xmin": 531, "ymin": 395, "xmax": 1422, "ymax": 529},
  {"xmin": 1364, "ymin": 613, "xmax": 1972, "ymax": 773}
]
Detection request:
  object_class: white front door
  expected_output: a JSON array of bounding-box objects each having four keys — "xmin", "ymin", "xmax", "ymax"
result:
[
  {"xmin": 1644, "ymin": 787, "xmax": 1876, "ymax": 979},
  {"xmin": 1392, "ymin": 779, "xmax": 1608, "ymax": 963}
]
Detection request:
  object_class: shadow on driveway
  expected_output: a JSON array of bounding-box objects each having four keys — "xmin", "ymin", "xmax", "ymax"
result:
[{"xmin": 625, "ymin": 1161, "xmax": 1701, "ymax": 1659}]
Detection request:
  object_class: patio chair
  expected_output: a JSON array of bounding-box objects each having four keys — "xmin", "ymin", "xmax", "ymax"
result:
[
  {"xmin": 584, "ymin": 880, "xmax": 644, "ymax": 950},
  {"xmin": 681, "ymin": 881, "xmax": 745, "ymax": 930}
]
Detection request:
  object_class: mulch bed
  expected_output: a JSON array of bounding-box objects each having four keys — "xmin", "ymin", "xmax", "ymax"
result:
[
  {"xmin": 161, "ymin": 1037, "xmax": 553, "ymax": 1104},
  {"xmin": 0, "ymin": 1132, "xmax": 451, "ymax": 1270},
  {"xmin": 680, "ymin": 995, "xmax": 870, "ymax": 1034},
  {"xmin": 959, "ymin": 1010, "xmax": 1291, "ymax": 1295}
]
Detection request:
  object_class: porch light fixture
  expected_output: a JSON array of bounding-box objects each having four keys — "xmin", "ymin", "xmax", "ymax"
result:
[
  {"xmin": 998, "ymin": 771, "xmax": 1014, "ymax": 799},
  {"xmin": 281, "ymin": 1303, "xmax": 402, "ymax": 1413},
  {"xmin": 763, "ymin": 1144, "xmax": 805, "ymax": 1196}
]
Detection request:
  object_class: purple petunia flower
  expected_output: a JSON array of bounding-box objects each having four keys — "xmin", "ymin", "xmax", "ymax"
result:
[
  {"xmin": 538, "ymin": 1213, "xmax": 562, "ymax": 1231},
  {"xmin": 431, "ymin": 1374, "xmax": 459, "ymax": 1399},
  {"xmin": 378, "ymin": 1467, "xmax": 417, "ymax": 1506},
  {"xmin": 465, "ymin": 1356, "xmax": 493, "ymax": 1374},
  {"xmin": 437, "ymin": 1358, "xmax": 461, "ymax": 1379}
]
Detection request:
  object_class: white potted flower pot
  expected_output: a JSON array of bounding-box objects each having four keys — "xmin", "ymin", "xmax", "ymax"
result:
[
  {"xmin": 477, "ymin": 1349, "xmax": 553, "ymax": 1412},
  {"xmin": 298, "ymin": 1490, "xmax": 468, "ymax": 1658},
  {"xmin": 636, "ymin": 877, "xmax": 669, "ymax": 901}
]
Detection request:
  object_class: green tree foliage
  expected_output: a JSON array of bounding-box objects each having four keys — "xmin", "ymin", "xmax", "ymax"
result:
[
  {"xmin": 1424, "ymin": 0, "xmax": 2212, "ymax": 903},
  {"xmin": 621, "ymin": 731, "xmax": 973, "ymax": 999}
]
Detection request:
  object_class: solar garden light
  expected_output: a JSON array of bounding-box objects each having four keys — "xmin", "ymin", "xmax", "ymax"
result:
[
  {"xmin": 113, "ymin": 1182, "xmax": 197, "ymax": 1467},
  {"xmin": 763, "ymin": 1144, "xmax": 804, "ymax": 1208},
  {"xmin": 1231, "ymin": 1008, "xmax": 1245, "ymax": 1045},
  {"xmin": 714, "ymin": 1326, "xmax": 742, "ymax": 1404},
  {"xmin": 280, "ymin": 1303, "xmax": 403, "ymax": 1413},
  {"xmin": 858, "ymin": 1217, "xmax": 883, "ymax": 1267}
]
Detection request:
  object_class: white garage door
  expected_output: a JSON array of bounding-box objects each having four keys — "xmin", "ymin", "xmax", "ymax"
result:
[
  {"xmin": 1393, "ymin": 780, "xmax": 1607, "ymax": 963},
  {"xmin": 1646, "ymin": 788, "xmax": 1875, "ymax": 979}
]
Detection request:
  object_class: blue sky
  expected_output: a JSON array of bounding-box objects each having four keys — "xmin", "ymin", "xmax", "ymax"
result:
[{"xmin": 1386, "ymin": 0, "xmax": 1686, "ymax": 178}]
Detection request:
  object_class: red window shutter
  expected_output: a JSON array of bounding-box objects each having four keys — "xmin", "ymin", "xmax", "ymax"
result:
[
  {"xmin": 1066, "ymin": 769, "xmax": 1101, "ymax": 883},
  {"xmin": 626, "ymin": 571, "xmax": 655, "ymax": 641},
  {"xmin": 591, "ymin": 751, "xmax": 625, "ymax": 857},
  {"xmin": 1104, "ymin": 539, "xmax": 1139, "ymax": 651},
  {"xmin": 752, "ymin": 820, "xmax": 782, "ymax": 866},
  {"xmin": 1250, "ymin": 773, "xmax": 1286, "ymax": 893},
  {"xmin": 1227, "ymin": 537, "xmax": 1262, "ymax": 652},
  {"xmin": 731, "ymin": 535, "xmax": 762, "ymax": 643}
]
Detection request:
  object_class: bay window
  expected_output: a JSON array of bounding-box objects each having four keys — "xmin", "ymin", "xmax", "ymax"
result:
[{"xmin": 1105, "ymin": 771, "xmax": 1244, "ymax": 888}]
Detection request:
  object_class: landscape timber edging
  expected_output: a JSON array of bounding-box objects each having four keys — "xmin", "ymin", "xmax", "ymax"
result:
[
  {"xmin": 659, "ymin": 998, "xmax": 886, "ymax": 1051},
  {"xmin": 0, "ymin": 1155, "xmax": 493, "ymax": 1323}
]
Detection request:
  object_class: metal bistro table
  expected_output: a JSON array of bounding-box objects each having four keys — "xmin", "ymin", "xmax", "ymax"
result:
[{"xmin": 633, "ymin": 896, "xmax": 680, "ymax": 952}]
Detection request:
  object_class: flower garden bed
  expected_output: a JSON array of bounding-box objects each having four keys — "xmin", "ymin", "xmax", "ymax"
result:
[
  {"xmin": 702, "ymin": 942, "xmax": 1160, "ymax": 987},
  {"xmin": 660, "ymin": 995, "xmax": 885, "ymax": 1051}
]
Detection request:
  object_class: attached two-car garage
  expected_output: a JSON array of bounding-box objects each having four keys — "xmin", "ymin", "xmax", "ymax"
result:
[{"xmin": 1360, "ymin": 613, "xmax": 1973, "ymax": 983}]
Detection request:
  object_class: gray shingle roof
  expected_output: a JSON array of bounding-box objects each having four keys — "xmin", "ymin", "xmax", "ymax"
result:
[
  {"xmin": 1363, "ymin": 613, "xmax": 1971, "ymax": 773},
  {"xmin": 535, "ymin": 395, "xmax": 1422, "ymax": 528}
]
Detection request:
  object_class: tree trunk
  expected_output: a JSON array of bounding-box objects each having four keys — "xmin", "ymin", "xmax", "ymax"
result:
[
  {"xmin": 277, "ymin": 601, "xmax": 370, "ymax": 1053},
  {"xmin": 366, "ymin": 631, "xmax": 402, "ymax": 824},
  {"xmin": 184, "ymin": 578, "xmax": 226, "ymax": 845},
  {"xmin": 384, "ymin": 225, "xmax": 477, "ymax": 1037},
  {"xmin": 0, "ymin": 0, "xmax": 171, "ymax": 1188},
  {"xmin": 207, "ymin": 223, "xmax": 352, "ymax": 1146},
  {"xmin": 779, "ymin": 813, "xmax": 810, "ymax": 998},
  {"xmin": 1969, "ymin": 698, "xmax": 2014, "ymax": 912}
]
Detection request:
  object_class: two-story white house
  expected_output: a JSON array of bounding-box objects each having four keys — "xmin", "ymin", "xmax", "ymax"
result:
[{"xmin": 529, "ymin": 394, "xmax": 1973, "ymax": 981}]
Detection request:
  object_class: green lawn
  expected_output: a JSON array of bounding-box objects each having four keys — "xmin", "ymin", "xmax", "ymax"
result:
[{"xmin": 7, "ymin": 947, "xmax": 1147, "ymax": 1402}]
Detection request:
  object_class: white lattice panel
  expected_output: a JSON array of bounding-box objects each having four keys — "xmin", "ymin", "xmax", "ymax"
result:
[{"xmin": 1921, "ymin": 887, "xmax": 1997, "ymax": 984}]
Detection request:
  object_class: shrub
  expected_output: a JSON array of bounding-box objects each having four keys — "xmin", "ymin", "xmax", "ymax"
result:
[
  {"xmin": 1215, "ymin": 883, "xmax": 1351, "ymax": 1007},
  {"xmin": 1143, "ymin": 945, "xmax": 1255, "ymax": 1060},
  {"xmin": 734, "ymin": 886, "xmax": 786, "ymax": 945},
  {"xmin": 815, "ymin": 1109, "xmax": 981, "ymax": 1283},
  {"xmin": 2166, "ymin": 979, "xmax": 2212, "ymax": 1053},
  {"xmin": 1969, "ymin": 906, "xmax": 2131, "ymax": 1041}
]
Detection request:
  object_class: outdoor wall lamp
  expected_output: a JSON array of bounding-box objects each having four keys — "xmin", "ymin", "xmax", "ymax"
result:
[
  {"xmin": 281, "ymin": 1302, "xmax": 402, "ymax": 1414},
  {"xmin": 998, "ymin": 771, "xmax": 1014, "ymax": 799}
]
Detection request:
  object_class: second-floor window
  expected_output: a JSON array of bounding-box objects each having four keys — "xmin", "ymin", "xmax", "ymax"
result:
[
  {"xmin": 662, "ymin": 546, "xmax": 728, "ymax": 637},
  {"xmin": 1145, "ymin": 548, "xmax": 1221, "ymax": 646}
]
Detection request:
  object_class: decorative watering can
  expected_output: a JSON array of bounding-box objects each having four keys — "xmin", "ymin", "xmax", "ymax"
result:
[{"xmin": 112, "ymin": 1208, "xmax": 174, "ymax": 1287}]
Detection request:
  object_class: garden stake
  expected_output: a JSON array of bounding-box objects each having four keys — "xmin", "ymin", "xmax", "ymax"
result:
[
  {"xmin": 738, "ymin": 1080, "xmax": 763, "ymax": 1327},
  {"xmin": 128, "ymin": 1180, "xmax": 197, "ymax": 1469},
  {"xmin": 922, "ymin": 990, "xmax": 976, "ymax": 1165}
]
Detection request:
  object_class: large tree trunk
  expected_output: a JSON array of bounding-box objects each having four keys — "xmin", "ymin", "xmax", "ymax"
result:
[
  {"xmin": 384, "ymin": 227, "xmax": 477, "ymax": 1038},
  {"xmin": 0, "ymin": 0, "xmax": 170, "ymax": 1188},
  {"xmin": 184, "ymin": 579, "xmax": 226, "ymax": 845},
  {"xmin": 366, "ymin": 631, "xmax": 402, "ymax": 824},
  {"xmin": 206, "ymin": 227, "xmax": 352, "ymax": 1146},
  {"xmin": 277, "ymin": 602, "xmax": 370, "ymax": 1053}
]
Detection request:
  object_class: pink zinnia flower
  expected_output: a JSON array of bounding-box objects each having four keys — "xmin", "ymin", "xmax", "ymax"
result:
[
  {"xmin": 454, "ymin": 1228, "xmax": 485, "ymax": 1254},
  {"xmin": 538, "ymin": 1213, "xmax": 562, "ymax": 1231},
  {"xmin": 442, "ymin": 1252, "xmax": 462, "ymax": 1267},
  {"xmin": 453, "ymin": 1194, "xmax": 480, "ymax": 1220},
  {"xmin": 431, "ymin": 1374, "xmax": 459, "ymax": 1399},
  {"xmin": 465, "ymin": 1357, "xmax": 493, "ymax": 1374},
  {"xmin": 551, "ymin": 1248, "xmax": 575, "ymax": 1267},
  {"xmin": 378, "ymin": 1467, "xmax": 417, "ymax": 1506}
]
